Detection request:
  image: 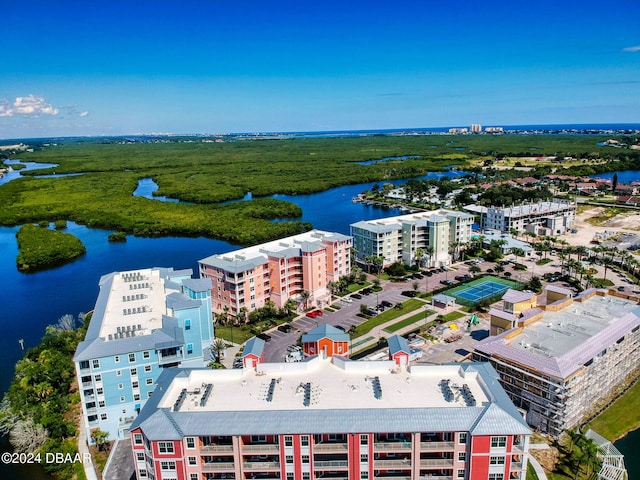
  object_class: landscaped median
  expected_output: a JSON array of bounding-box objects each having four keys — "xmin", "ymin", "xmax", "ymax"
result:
[{"xmin": 351, "ymin": 298, "xmax": 427, "ymax": 338}]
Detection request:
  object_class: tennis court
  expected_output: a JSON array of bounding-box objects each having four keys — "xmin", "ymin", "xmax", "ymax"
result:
[{"xmin": 445, "ymin": 276, "xmax": 521, "ymax": 306}]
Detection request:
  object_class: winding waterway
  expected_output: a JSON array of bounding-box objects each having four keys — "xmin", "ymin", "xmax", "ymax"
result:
[{"xmin": 2, "ymin": 163, "xmax": 639, "ymax": 478}]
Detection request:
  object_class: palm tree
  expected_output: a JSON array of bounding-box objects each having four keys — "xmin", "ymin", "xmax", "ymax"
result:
[
  {"xmin": 425, "ymin": 246, "xmax": 435, "ymax": 268},
  {"xmin": 212, "ymin": 338, "xmax": 227, "ymax": 362},
  {"xmin": 511, "ymin": 247, "xmax": 525, "ymax": 266},
  {"xmin": 415, "ymin": 248, "xmax": 425, "ymax": 268},
  {"xmin": 237, "ymin": 306, "xmax": 248, "ymax": 325},
  {"xmin": 299, "ymin": 290, "xmax": 311, "ymax": 310}
]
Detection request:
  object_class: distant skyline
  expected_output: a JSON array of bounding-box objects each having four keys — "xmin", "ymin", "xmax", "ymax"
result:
[{"xmin": 2, "ymin": 0, "xmax": 639, "ymax": 139}]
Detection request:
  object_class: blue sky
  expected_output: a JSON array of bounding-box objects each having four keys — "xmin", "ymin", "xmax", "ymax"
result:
[{"xmin": 1, "ymin": 0, "xmax": 639, "ymax": 139}]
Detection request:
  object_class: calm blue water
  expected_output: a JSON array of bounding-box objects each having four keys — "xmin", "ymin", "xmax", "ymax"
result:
[
  {"xmin": 590, "ymin": 170, "xmax": 640, "ymax": 184},
  {"xmin": 2, "ymin": 163, "xmax": 638, "ymax": 478},
  {"xmin": 615, "ymin": 429, "xmax": 639, "ymax": 478}
]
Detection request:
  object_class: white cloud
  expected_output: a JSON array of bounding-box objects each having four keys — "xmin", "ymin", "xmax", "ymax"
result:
[
  {"xmin": 79, "ymin": 111, "xmax": 89, "ymax": 117},
  {"xmin": 622, "ymin": 45, "xmax": 640, "ymax": 52},
  {"xmin": 0, "ymin": 95, "xmax": 60, "ymax": 117}
]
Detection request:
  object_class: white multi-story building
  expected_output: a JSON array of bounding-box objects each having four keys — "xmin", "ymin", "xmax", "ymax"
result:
[
  {"xmin": 465, "ymin": 199, "xmax": 576, "ymax": 235},
  {"xmin": 350, "ymin": 210, "xmax": 474, "ymax": 268},
  {"xmin": 73, "ymin": 267, "xmax": 213, "ymax": 441}
]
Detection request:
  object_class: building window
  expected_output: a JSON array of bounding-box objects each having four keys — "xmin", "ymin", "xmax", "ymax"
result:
[
  {"xmin": 488, "ymin": 475, "xmax": 504, "ymax": 480},
  {"xmin": 286, "ymin": 474, "xmax": 294, "ymax": 480},
  {"xmin": 146, "ymin": 378, "xmax": 153, "ymax": 385},
  {"xmin": 97, "ymin": 387, "xmax": 104, "ymax": 395},
  {"xmin": 285, "ymin": 455, "xmax": 293, "ymax": 464},
  {"xmin": 118, "ymin": 384, "xmax": 123, "ymax": 390},
  {"xmin": 158, "ymin": 442, "xmax": 174, "ymax": 454},
  {"xmin": 134, "ymin": 394, "xmax": 140, "ymax": 401},
  {"xmin": 147, "ymin": 391, "xmax": 153, "ymax": 398},
  {"xmin": 285, "ymin": 436, "xmax": 293, "ymax": 447},
  {"xmin": 131, "ymin": 368, "xmax": 137, "ymax": 376},
  {"xmin": 160, "ymin": 461, "xmax": 176, "ymax": 470},
  {"xmin": 190, "ymin": 475, "xmax": 198, "ymax": 480},
  {"xmin": 188, "ymin": 456, "xmax": 196, "ymax": 465},
  {"xmin": 186, "ymin": 437, "xmax": 195, "ymax": 449},
  {"xmin": 139, "ymin": 469, "xmax": 147, "ymax": 478},
  {"xmin": 136, "ymin": 452, "xmax": 145, "ymax": 461},
  {"xmin": 79, "ymin": 360, "xmax": 90, "ymax": 370},
  {"xmin": 187, "ymin": 343, "xmax": 193, "ymax": 355},
  {"xmin": 185, "ymin": 319, "xmax": 191, "ymax": 330},
  {"xmin": 98, "ymin": 401, "xmax": 105, "ymax": 408},
  {"xmin": 457, "ymin": 469, "xmax": 465, "ymax": 478},
  {"xmin": 100, "ymin": 413, "xmax": 107, "ymax": 421},
  {"xmin": 116, "ymin": 370, "xmax": 122, "ymax": 376},
  {"xmin": 134, "ymin": 434, "xmax": 143, "ymax": 445},
  {"xmin": 360, "ymin": 434, "xmax": 368, "ymax": 444},
  {"xmin": 129, "ymin": 353, "xmax": 136, "ymax": 363},
  {"xmin": 114, "ymin": 355, "xmax": 120, "ymax": 363},
  {"xmin": 360, "ymin": 454, "xmax": 368, "ymax": 463},
  {"xmin": 301, "ymin": 435, "xmax": 309, "ymax": 446},
  {"xmin": 132, "ymin": 381, "xmax": 139, "ymax": 388},
  {"xmin": 92, "ymin": 359, "xmax": 100, "ymax": 369},
  {"xmin": 94, "ymin": 374, "xmax": 102, "ymax": 382},
  {"xmin": 302, "ymin": 474, "xmax": 310, "ymax": 480},
  {"xmin": 361, "ymin": 473, "xmax": 369, "ymax": 479},
  {"xmin": 490, "ymin": 456, "xmax": 506, "ymax": 465},
  {"xmin": 120, "ymin": 396, "xmax": 125, "ymax": 402},
  {"xmin": 252, "ymin": 435, "xmax": 267, "ymax": 443},
  {"xmin": 459, "ymin": 432, "xmax": 467, "ymax": 444},
  {"xmin": 143, "ymin": 351, "xmax": 150, "ymax": 359},
  {"xmin": 491, "ymin": 436, "xmax": 507, "ymax": 448},
  {"xmin": 458, "ymin": 452, "xmax": 466, "ymax": 462},
  {"xmin": 144, "ymin": 365, "xmax": 152, "ymax": 373},
  {"xmin": 302, "ymin": 454, "xmax": 309, "ymax": 464}
]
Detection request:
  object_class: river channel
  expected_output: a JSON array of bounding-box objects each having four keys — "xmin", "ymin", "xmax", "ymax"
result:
[{"xmin": 2, "ymin": 162, "xmax": 639, "ymax": 478}]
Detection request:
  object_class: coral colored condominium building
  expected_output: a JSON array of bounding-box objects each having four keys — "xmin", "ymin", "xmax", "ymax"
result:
[{"xmin": 198, "ymin": 230, "xmax": 352, "ymax": 315}]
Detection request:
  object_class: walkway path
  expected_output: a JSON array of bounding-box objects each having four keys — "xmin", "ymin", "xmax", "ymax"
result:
[{"xmin": 78, "ymin": 414, "xmax": 99, "ymax": 480}]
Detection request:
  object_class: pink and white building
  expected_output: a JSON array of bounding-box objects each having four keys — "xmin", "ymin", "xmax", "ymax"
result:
[{"xmin": 198, "ymin": 230, "xmax": 352, "ymax": 315}]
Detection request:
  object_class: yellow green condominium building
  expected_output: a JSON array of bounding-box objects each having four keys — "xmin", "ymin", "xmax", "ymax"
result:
[{"xmin": 350, "ymin": 209, "xmax": 474, "ymax": 268}]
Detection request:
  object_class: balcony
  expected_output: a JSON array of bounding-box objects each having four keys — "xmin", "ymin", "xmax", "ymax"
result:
[
  {"xmin": 417, "ymin": 476, "xmax": 452, "ymax": 480},
  {"xmin": 313, "ymin": 460, "xmax": 349, "ymax": 469},
  {"xmin": 373, "ymin": 459, "xmax": 412, "ymax": 468},
  {"xmin": 419, "ymin": 442, "xmax": 455, "ymax": 451},
  {"xmin": 372, "ymin": 476, "xmax": 411, "ymax": 480},
  {"xmin": 82, "ymin": 381, "xmax": 93, "ymax": 388},
  {"xmin": 242, "ymin": 461, "xmax": 280, "ymax": 471},
  {"xmin": 119, "ymin": 416, "xmax": 135, "ymax": 427},
  {"xmin": 202, "ymin": 462, "xmax": 235, "ymax": 472},
  {"xmin": 511, "ymin": 460, "xmax": 523, "ymax": 470},
  {"xmin": 158, "ymin": 353, "xmax": 183, "ymax": 365},
  {"xmin": 242, "ymin": 444, "xmax": 280, "ymax": 454},
  {"xmin": 313, "ymin": 443, "xmax": 348, "ymax": 453},
  {"xmin": 419, "ymin": 459, "xmax": 454, "ymax": 468},
  {"xmin": 85, "ymin": 407, "xmax": 97, "ymax": 415},
  {"xmin": 201, "ymin": 445, "xmax": 235, "ymax": 454},
  {"xmin": 374, "ymin": 442, "xmax": 412, "ymax": 452}
]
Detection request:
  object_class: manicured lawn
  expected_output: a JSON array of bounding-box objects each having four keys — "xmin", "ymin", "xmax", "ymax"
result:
[
  {"xmin": 352, "ymin": 298, "xmax": 426, "ymax": 337},
  {"xmin": 383, "ymin": 310, "xmax": 436, "ymax": 333},
  {"xmin": 441, "ymin": 310, "xmax": 465, "ymax": 322},
  {"xmin": 526, "ymin": 461, "xmax": 540, "ymax": 480},
  {"xmin": 586, "ymin": 377, "xmax": 640, "ymax": 441}
]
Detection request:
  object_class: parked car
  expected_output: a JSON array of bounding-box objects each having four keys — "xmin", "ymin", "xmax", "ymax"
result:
[
  {"xmin": 366, "ymin": 308, "xmax": 378, "ymax": 316},
  {"xmin": 401, "ymin": 290, "xmax": 418, "ymax": 297},
  {"xmin": 361, "ymin": 288, "xmax": 373, "ymax": 295},
  {"xmin": 413, "ymin": 273, "xmax": 424, "ymax": 279},
  {"xmin": 381, "ymin": 300, "xmax": 393, "ymax": 308},
  {"xmin": 277, "ymin": 324, "xmax": 292, "ymax": 333},
  {"xmin": 334, "ymin": 325, "xmax": 346, "ymax": 331},
  {"xmin": 440, "ymin": 279, "xmax": 453, "ymax": 286},
  {"xmin": 305, "ymin": 311, "xmax": 318, "ymax": 318},
  {"xmin": 351, "ymin": 293, "xmax": 362, "ymax": 299},
  {"xmin": 315, "ymin": 310, "xmax": 323, "ymax": 316},
  {"xmin": 257, "ymin": 333, "xmax": 271, "ymax": 342}
]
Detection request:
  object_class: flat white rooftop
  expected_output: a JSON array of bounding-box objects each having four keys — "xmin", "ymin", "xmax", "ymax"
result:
[
  {"xmin": 99, "ymin": 268, "xmax": 175, "ymax": 339},
  {"xmin": 159, "ymin": 356, "xmax": 488, "ymax": 413},
  {"xmin": 512, "ymin": 294, "xmax": 637, "ymax": 358}
]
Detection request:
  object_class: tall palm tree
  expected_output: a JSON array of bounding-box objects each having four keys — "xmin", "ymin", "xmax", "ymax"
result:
[
  {"xmin": 425, "ymin": 246, "xmax": 435, "ymax": 268},
  {"xmin": 299, "ymin": 290, "xmax": 311, "ymax": 310},
  {"xmin": 212, "ymin": 338, "xmax": 227, "ymax": 362}
]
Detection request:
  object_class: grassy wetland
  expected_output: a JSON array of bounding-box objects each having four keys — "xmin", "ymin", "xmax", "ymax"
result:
[{"xmin": 0, "ymin": 133, "xmax": 631, "ymax": 246}]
